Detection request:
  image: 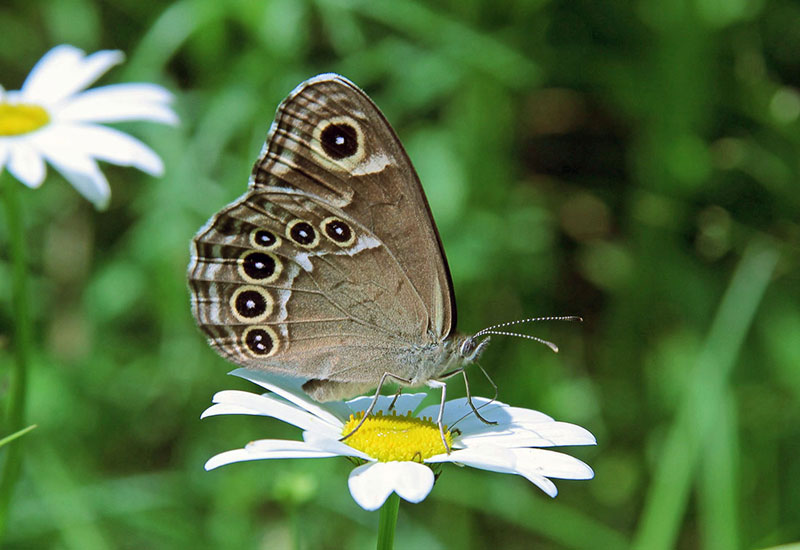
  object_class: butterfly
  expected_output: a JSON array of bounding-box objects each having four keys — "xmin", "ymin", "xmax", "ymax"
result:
[{"xmin": 188, "ymin": 74, "xmax": 574, "ymax": 450}]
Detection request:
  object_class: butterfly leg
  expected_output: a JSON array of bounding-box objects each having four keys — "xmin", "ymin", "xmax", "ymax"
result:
[
  {"xmin": 436, "ymin": 367, "xmax": 497, "ymax": 426},
  {"xmin": 388, "ymin": 387, "xmax": 403, "ymax": 411},
  {"xmin": 340, "ymin": 372, "xmax": 413, "ymax": 442},
  {"xmin": 462, "ymin": 369, "xmax": 497, "ymax": 426},
  {"xmin": 426, "ymin": 379, "xmax": 451, "ymax": 453}
]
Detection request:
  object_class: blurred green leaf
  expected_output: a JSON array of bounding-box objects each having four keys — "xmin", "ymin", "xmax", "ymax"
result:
[{"xmin": 2, "ymin": 0, "xmax": 799, "ymax": 548}]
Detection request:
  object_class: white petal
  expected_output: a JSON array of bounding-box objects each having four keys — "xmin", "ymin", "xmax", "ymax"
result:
[
  {"xmin": 426, "ymin": 445, "xmax": 572, "ymax": 497},
  {"xmin": 7, "ymin": 141, "xmax": 46, "ymax": 188},
  {"xmin": 428, "ymin": 445, "xmax": 592, "ymax": 478},
  {"xmin": 23, "ymin": 46, "xmax": 124, "ymax": 105},
  {"xmin": 60, "ymin": 101, "xmax": 178, "ymax": 125},
  {"xmin": 202, "ymin": 402, "xmax": 263, "ymax": 418},
  {"xmin": 206, "ymin": 449, "xmax": 256, "ymax": 470},
  {"xmin": 511, "ymin": 448, "xmax": 595, "ymax": 480},
  {"xmin": 518, "ymin": 473, "xmax": 559, "ymax": 497},
  {"xmin": 47, "ymin": 124, "xmax": 163, "ymax": 175},
  {"xmin": 515, "ymin": 420, "xmax": 596, "ymax": 446},
  {"xmin": 346, "ymin": 393, "xmax": 428, "ymax": 416},
  {"xmin": 202, "ymin": 390, "xmax": 340, "ymax": 435},
  {"xmin": 348, "ymin": 464, "xmax": 392, "ymax": 511},
  {"xmin": 518, "ymin": 420, "xmax": 596, "ymax": 446},
  {"xmin": 383, "ymin": 461, "xmax": 435, "ymax": 504},
  {"xmin": 245, "ymin": 438, "xmax": 340, "ymax": 456},
  {"xmin": 55, "ymin": 49, "xmax": 124, "ymax": 102},
  {"xmin": 347, "ymin": 461, "xmax": 434, "ymax": 511},
  {"xmin": 232, "ymin": 368, "xmax": 307, "ymax": 393},
  {"xmin": 39, "ymin": 145, "xmax": 110, "ymax": 208},
  {"xmin": 205, "ymin": 389, "xmax": 278, "ymax": 414},
  {"xmin": 302, "ymin": 430, "xmax": 371, "ymax": 459},
  {"xmin": 419, "ymin": 398, "xmax": 553, "ymax": 429},
  {"xmin": 57, "ymin": 84, "xmax": 177, "ymax": 125},
  {"xmin": 459, "ymin": 421, "xmax": 596, "ymax": 448},
  {"xmin": 21, "ymin": 45, "xmax": 84, "ymax": 103},
  {"xmin": 70, "ymin": 83, "xmax": 174, "ymax": 105},
  {"xmin": 392, "ymin": 393, "xmax": 430, "ymax": 411},
  {"xmin": 468, "ymin": 403, "xmax": 553, "ymax": 428},
  {"xmin": 427, "ymin": 445, "xmax": 515, "ymax": 469},
  {"xmin": 230, "ymin": 368, "xmax": 349, "ymax": 426},
  {"xmin": 205, "ymin": 441, "xmax": 338, "ymax": 470},
  {"xmin": 418, "ymin": 397, "xmax": 486, "ymax": 424}
]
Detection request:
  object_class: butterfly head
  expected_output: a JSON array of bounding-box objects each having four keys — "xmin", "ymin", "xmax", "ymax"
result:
[{"xmin": 457, "ymin": 334, "xmax": 490, "ymax": 363}]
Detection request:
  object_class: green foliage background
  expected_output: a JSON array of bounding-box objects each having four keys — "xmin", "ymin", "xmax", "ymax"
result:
[{"xmin": 2, "ymin": 0, "xmax": 800, "ymax": 548}]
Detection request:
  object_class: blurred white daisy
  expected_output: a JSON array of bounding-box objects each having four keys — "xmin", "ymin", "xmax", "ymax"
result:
[
  {"xmin": 0, "ymin": 44, "xmax": 177, "ymax": 208},
  {"xmin": 203, "ymin": 368, "xmax": 596, "ymax": 511}
]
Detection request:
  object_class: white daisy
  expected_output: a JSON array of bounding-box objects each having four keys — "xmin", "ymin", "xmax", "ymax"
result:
[
  {"xmin": 0, "ymin": 44, "xmax": 177, "ymax": 208},
  {"xmin": 203, "ymin": 368, "xmax": 596, "ymax": 511}
]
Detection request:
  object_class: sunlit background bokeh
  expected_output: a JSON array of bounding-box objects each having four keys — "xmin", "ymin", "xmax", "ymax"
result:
[{"xmin": 2, "ymin": 0, "xmax": 800, "ymax": 548}]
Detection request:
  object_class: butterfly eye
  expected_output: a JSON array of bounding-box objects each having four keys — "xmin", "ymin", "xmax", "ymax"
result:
[
  {"xmin": 230, "ymin": 286, "xmax": 273, "ymax": 323},
  {"xmin": 459, "ymin": 338, "xmax": 476, "ymax": 357},
  {"xmin": 321, "ymin": 217, "xmax": 356, "ymax": 247},
  {"xmin": 238, "ymin": 251, "xmax": 282, "ymax": 284},
  {"xmin": 250, "ymin": 228, "xmax": 280, "ymax": 250},
  {"xmin": 286, "ymin": 219, "xmax": 320, "ymax": 248},
  {"xmin": 242, "ymin": 325, "xmax": 279, "ymax": 357},
  {"xmin": 311, "ymin": 115, "xmax": 366, "ymax": 170}
]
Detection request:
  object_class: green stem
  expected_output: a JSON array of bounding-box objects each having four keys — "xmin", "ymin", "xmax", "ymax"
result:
[
  {"xmin": 0, "ymin": 173, "xmax": 32, "ymax": 539},
  {"xmin": 0, "ymin": 425, "xmax": 37, "ymax": 449},
  {"xmin": 377, "ymin": 493, "xmax": 400, "ymax": 550}
]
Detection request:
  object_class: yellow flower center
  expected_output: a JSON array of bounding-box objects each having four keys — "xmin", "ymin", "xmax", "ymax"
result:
[
  {"xmin": 342, "ymin": 410, "xmax": 453, "ymax": 462},
  {"xmin": 0, "ymin": 102, "xmax": 50, "ymax": 136}
]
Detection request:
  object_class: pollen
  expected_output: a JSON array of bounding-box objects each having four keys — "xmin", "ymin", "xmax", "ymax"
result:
[
  {"xmin": 0, "ymin": 103, "xmax": 50, "ymax": 136},
  {"xmin": 342, "ymin": 410, "xmax": 453, "ymax": 462}
]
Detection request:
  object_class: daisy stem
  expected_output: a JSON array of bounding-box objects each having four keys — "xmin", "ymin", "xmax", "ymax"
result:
[
  {"xmin": 0, "ymin": 172, "xmax": 32, "ymax": 539},
  {"xmin": 376, "ymin": 492, "xmax": 400, "ymax": 550}
]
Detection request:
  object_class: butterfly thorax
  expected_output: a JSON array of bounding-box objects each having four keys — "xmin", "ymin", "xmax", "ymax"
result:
[{"xmin": 403, "ymin": 332, "xmax": 489, "ymax": 385}]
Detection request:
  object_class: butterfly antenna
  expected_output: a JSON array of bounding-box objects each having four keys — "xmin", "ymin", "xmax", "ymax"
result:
[
  {"xmin": 478, "ymin": 330, "xmax": 560, "ymax": 352},
  {"xmin": 474, "ymin": 316, "xmax": 582, "ymax": 353},
  {"xmin": 474, "ymin": 316, "xmax": 582, "ymax": 337}
]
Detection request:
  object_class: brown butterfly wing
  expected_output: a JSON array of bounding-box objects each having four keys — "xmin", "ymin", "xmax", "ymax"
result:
[
  {"xmin": 250, "ymin": 74, "xmax": 456, "ymax": 338},
  {"xmin": 188, "ymin": 74, "xmax": 457, "ymax": 400}
]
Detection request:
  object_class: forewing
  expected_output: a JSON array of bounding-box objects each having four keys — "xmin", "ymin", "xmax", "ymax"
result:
[{"xmin": 250, "ymin": 74, "xmax": 456, "ymax": 338}]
